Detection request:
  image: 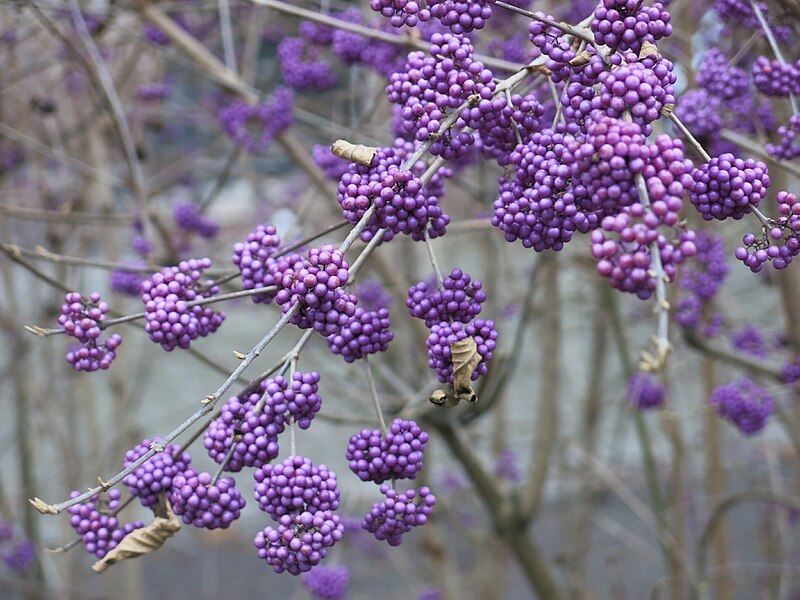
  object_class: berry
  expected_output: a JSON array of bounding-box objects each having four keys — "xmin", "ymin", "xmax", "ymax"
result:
[
  {"xmin": 346, "ymin": 418, "xmax": 429, "ymax": 483},
  {"xmin": 362, "ymin": 484, "xmax": 436, "ymax": 545},
  {"xmin": 218, "ymin": 88, "xmax": 294, "ymax": 154},
  {"xmin": 169, "ymin": 468, "xmax": 245, "ymax": 529},
  {"xmin": 710, "ymin": 378, "xmax": 773, "ymax": 435},
  {"xmin": 591, "ymin": 0, "xmax": 672, "ymax": 52},
  {"xmin": 173, "ymin": 202, "xmax": 219, "ymax": 238},
  {"xmin": 232, "ymin": 223, "xmax": 282, "ymax": 303},
  {"xmin": 67, "ymin": 489, "xmax": 144, "ymax": 559},
  {"xmin": 731, "ymin": 325, "xmax": 768, "ymax": 358},
  {"xmin": 689, "ymin": 154, "xmax": 770, "ymax": 221},
  {"xmin": 253, "ymin": 456, "xmax": 340, "ymax": 518},
  {"xmin": 254, "ymin": 510, "xmax": 344, "ymax": 575},
  {"xmin": 278, "ymin": 37, "xmax": 337, "ymax": 91},
  {"xmin": 58, "ymin": 292, "xmax": 122, "ymax": 371},
  {"xmin": 371, "ymin": 0, "xmax": 431, "ymax": 28},
  {"xmin": 406, "ymin": 269, "xmax": 487, "ymax": 326},
  {"xmin": 140, "ymin": 258, "xmax": 225, "ymax": 351},
  {"xmin": 327, "ymin": 307, "xmax": 394, "ymax": 361},
  {"xmin": 628, "ymin": 372, "xmax": 665, "ymax": 409},
  {"xmin": 122, "ymin": 438, "xmax": 192, "ymax": 508},
  {"xmin": 301, "ymin": 565, "xmax": 350, "ymax": 600}
]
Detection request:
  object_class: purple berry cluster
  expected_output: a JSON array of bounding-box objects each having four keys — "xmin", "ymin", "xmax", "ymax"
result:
[
  {"xmin": 278, "ymin": 37, "xmax": 337, "ymax": 91},
  {"xmin": 173, "ymin": 202, "xmax": 219, "ymax": 238},
  {"xmin": 766, "ymin": 115, "xmax": 800, "ymax": 161},
  {"xmin": 110, "ymin": 269, "xmax": 144, "ymax": 296},
  {"xmin": 710, "ymin": 378, "xmax": 773, "ymax": 435},
  {"xmin": 3, "ymin": 539, "xmax": 35, "ymax": 574},
  {"xmin": 362, "ymin": 484, "xmax": 436, "ymax": 545},
  {"xmin": 356, "ymin": 279, "xmax": 393, "ymax": 311},
  {"xmin": 428, "ymin": 0, "xmax": 494, "ymax": 34},
  {"xmin": 371, "ymin": 0, "xmax": 430, "ymax": 28},
  {"xmin": 58, "ymin": 292, "xmax": 122, "ymax": 371},
  {"xmin": 782, "ymin": 356, "xmax": 800, "ymax": 385},
  {"xmin": 627, "ymin": 372, "xmax": 665, "ymax": 410},
  {"xmin": 735, "ymin": 191, "xmax": 800, "ymax": 272},
  {"xmin": 122, "ymin": 438, "xmax": 192, "ymax": 508},
  {"xmin": 528, "ymin": 14, "xmax": 577, "ymax": 83},
  {"xmin": 593, "ymin": 52, "xmax": 676, "ymax": 135},
  {"xmin": 266, "ymin": 371, "xmax": 323, "ymax": 429},
  {"xmin": 272, "ymin": 245, "xmax": 358, "ymax": 336},
  {"xmin": 301, "ymin": 565, "xmax": 350, "ymax": 600},
  {"xmin": 591, "ymin": 0, "xmax": 672, "ymax": 52},
  {"xmin": 254, "ymin": 455, "xmax": 340, "ymax": 518},
  {"xmin": 169, "ymin": 468, "xmax": 245, "ymax": 530},
  {"xmin": 731, "ymin": 325, "xmax": 768, "ymax": 358},
  {"xmin": 475, "ymin": 93, "xmax": 544, "ymax": 165},
  {"xmin": 232, "ymin": 223, "xmax": 282, "ymax": 303},
  {"xmin": 312, "ymin": 144, "xmax": 349, "ymax": 180},
  {"xmin": 346, "ymin": 418, "xmax": 429, "ymax": 483},
  {"xmin": 337, "ymin": 142, "xmax": 450, "ymax": 242},
  {"xmin": 494, "ymin": 128, "xmax": 595, "ymax": 250},
  {"xmin": 140, "ymin": 258, "xmax": 225, "ymax": 351},
  {"xmin": 689, "ymin": 154, "xmax": 770, "ymax": 221},
  {"xmin": 386, "ymin": 34, "xmax": 495, "ymax": 159},
  {"xmin": 676, "ymin": 89, "xmax": 723, "ymax": 139},
  {"xmin": 493, "ymin": 448, "xmax": 521, "ymax": 483},
  {"xmin": 252, "ymin": 456, "xmax": 345, "ymax": 574},
  {"xmin": 218, "ymin": 88, "xmax": 294, "ymax": 153},
  {"xmin": 696, "ymin": 48, "xmax": 749, "ymax": 103},
  {"xmin": 327, "ymin": 307, "xmax": 394, "ymax": 362},
  {"xmin": 0, "ymin": 524, "xmax": 35, "ymax": 574},
  {"xmin": 675, "ymin": 231, "xmax": 729, "ymax": 330},
  {"xmin": 67, "ymin": 489, "xmax": 144, "ymax": 559},
  {"xmin": 406, "ymin": 269, "xmax": 486, "ymax": 326},
  {"xmin": 752, "ymin": 56, "xmax": 800, "ymax": 97},
  {"xmin": 254, "ymin": 510, "xmax": 344, "ymax": 574},
  {"xmin": 204, "ymin": 391, "xmax": 277, "ymax": 472}
]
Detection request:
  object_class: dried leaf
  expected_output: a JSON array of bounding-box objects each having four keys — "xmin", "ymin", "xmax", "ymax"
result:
[
  {"xmin": 638, "ymin": 40, "xmax": 659, "ymax": 60},
  {"xmin": 91, "ymin": 500, "xmax": 181, "ymax": 573},
  {"xmin": 429, "ymin": 337, "xmax": 481, "ymax": 407},
  {"xmin": 330, "ymin": 140, "xmax": 376, "ymax": 166},
  {"xmin": 568, "ymin": 50, "xmax": 592, "ymax": 67},
  {"xmin": 451, "ymin": 337, "xmax": 480, "ymax": 397}
]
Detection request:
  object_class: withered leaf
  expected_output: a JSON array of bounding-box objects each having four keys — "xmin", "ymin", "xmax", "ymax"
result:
[
  {"xmin": 331, "ymin": 140, "xmax": 376, "ymax": 166},
  {"xmin": 91, "ymin": 500, "xmax": 181, "ymax": 573},
  {"xmin": 429, "ymin": 337, "xmax": 481, "ymax": 408}
]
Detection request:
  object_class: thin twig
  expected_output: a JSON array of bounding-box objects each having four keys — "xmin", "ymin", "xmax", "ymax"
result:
[
  {"xmin": 25, "ymin": 285, "xmax": 279, "ymax": 337},
  {"xmin": 364, "ymin": 355, "xmax": 388, "ymax": 435}
]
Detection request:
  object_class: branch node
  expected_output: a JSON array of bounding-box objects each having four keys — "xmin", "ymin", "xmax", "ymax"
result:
[
  {"xmin": 29, "ymin": 497, "xmax": 58, "ymax": 515},
  {"xmin": 233, "ymin": 350, "xmax": 246, "ymax": 360}
]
